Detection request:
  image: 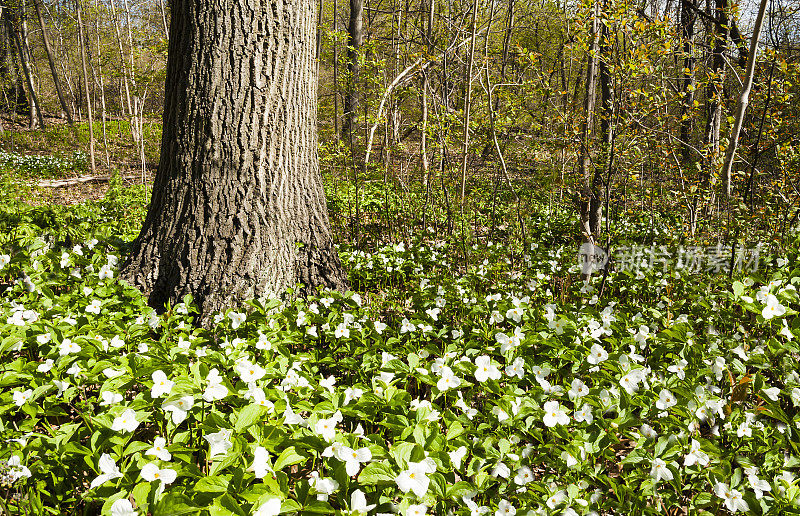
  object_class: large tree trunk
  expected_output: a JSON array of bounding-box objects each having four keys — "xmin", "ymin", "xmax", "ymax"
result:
[{"xmin": 121, "ymin": 0, "xmax": 348, "ymax": 323}]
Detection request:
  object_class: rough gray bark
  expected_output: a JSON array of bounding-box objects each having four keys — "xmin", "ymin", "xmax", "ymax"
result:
[{"xmin": 121, "ymin": 0, "xmax": 348, "ymax": 324}]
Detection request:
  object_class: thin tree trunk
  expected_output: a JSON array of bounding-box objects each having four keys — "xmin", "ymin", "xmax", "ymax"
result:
[
  {"xmin": 108, "ymin": 0, "xmax": 132, "ymax": 117},
  {"xmin": 459, "ymin": 0, "xmax": 479, "ymax": 208},
  {"xmin": 703, "ymin": 0, "xmax": 727, "ymax": 184},
  {"xmin": 595, "ymin": 0, "xmax": 613, "ymax": 238},
  {"xmin": 158, "ymin": 0, "xmax": 168, "ymax": 38},
  {"xmin": 342, "ymin": 0, "xmax": 363, "ymax": 139},
  {"xmin": 6, "ymin": 3, "xmax": 43, "ymax": 128},
  {"xmin": 419, "ymin": 0, "xmax": 434, "ymax": 184},
  {"xmin": 93, "ymin": 0, "xmax": 110, "ymax": 167},
  {"xmin": 77, "ymin": 0, "xmax": 96, "ymax": 174},
  {"xmin": 123, "ymin": 0, "xmax": 139, "ymax": 144},
  {"xmin": 332, "ymin": 0, "xmax": 339, "ymax": 140},
  {"xmin": 501, "ymin": 0, "xmax": 515, "ymax": 80},
  {"xmin": 32, "ymin": 0, "xmax": 72, "ymax": 124},
  {"xmin": 721, "ymin": 0, "xmax": 768, "ymax": 198},
  {"xmin": 578, "ymin": 0, "xmax": 601, "ymax": 243},
  {"xmin": 679, "ymin": 0, "xmax": 696, "ymax": 166}
]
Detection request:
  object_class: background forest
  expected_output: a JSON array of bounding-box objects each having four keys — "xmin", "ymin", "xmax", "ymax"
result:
[
  {"xmin": 1, "ymin": 0, "xmax": 800, "ymax": 514},
  {"xmin": 0, "ymin": 0, "xmax": 797, "ymax": 242}
]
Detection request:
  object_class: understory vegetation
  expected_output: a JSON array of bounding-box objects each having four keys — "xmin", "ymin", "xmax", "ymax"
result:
[{"xmin": 1, "ymin": 149, "xmax": 799, "ymax": 516}]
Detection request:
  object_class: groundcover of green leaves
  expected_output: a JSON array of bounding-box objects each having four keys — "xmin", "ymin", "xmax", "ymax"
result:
[{"xmin": 1, "ymin": 201, "xmax": 800, "ymax": 516}]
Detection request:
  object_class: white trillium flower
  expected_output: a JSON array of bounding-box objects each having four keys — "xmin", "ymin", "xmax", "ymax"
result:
[
  {"xmin": 763, "ymin": 386, "xmax": 781, "ymax": 401},
  {"xmin": 546, "ymin": 490, "xmax": 567, "ymax": 509},
  {"xmin": 110, "ymin": 499, "xmax": 138, "ymax": 516},
  {"xmin": 103, "ymin": 368, "xmax": 125, "ymax": 379},
  {"xmin": 513, "ymin": 466, "xmax": 533, "ymax": 485},
  {"xmin": 203, "ymin": 368, "xmax": 228, "ymax": 402},
  {"xmin": 574, "ymin": 404, "xmax": 594, "ymax": 423},
  {"xmin": 714, "ymin": 482, "xmax": 749, "ymax": 513},
  {"xmin": 474, "ymin": 355, "xmax": 501, "ymax": 382},
  {"xmin": 495, "ymin": 499, "xmax": 516, "ymax": 516},
  {"xmin": 236, "ymin": 361, "xmax": 266, "ymax": 384},
  {"xmin": 204, "ymin": 429, "xmax": 233, "ymax": 458},
  {"xmin": 650, "ymin": 458, "xmax": 673, "ymax": 482},
  {"xmin": 667, "ymin": 359, "xmax": 688, "ymax": 380},
  {"xmin": 349, "ymin": 489, "xmax": 376, "ymax": 514},
  {"xmin": 745, "ymin": 467, "xmax": 772, "ymax": 499},
  {"xmin": 314, "ymin": 411, "xmax": 343, "ymax": 442},
  {"xmin": 505, "ymin": 357, "xmax": 525, "ymax": 379},
  {"xmin": 253, "ymin": 498, "xmax": 282, "ymax": 516},
  {"xmin": 656, "ymin": 389, "xmax": 677, "ymax": 410},
  {"xmin": 283, "ymin": 404, "xmax": 307, "ymax": 426},
  {"xmin": 162, "ymin": 395, "xmax": 194, "ymax": 424},
  {"xmin": 683, "ymin": 439, "xmax": 709, "ymax": 467},
  {"xmin": 319, "ymin": 375, "xmax": 336, "ymax": 393},
  {"xmin": 406, "ymin": 504, "xmax": 428, "ymax": 516},
  {"xmin": 335, "ymin": 445, "xmax": 372, "ymax": 476},
  {"xmin": 436, "ymin": 366, "xmax": 461, "ymax": 391},
  {"xmin": 100, "ymin": 391, "xmax": 124, "ymax": 406},
  {"xmin": 310, "ymin": 472, "xmax": 339, "ymax": 501},
  {"xmin": 59, "ymin": 339, "xmax": 81, "ymax": 356},
  {"xmin": 343, "ymin": 387, "xmax": 364, "ymax": 405},
  {"xmin": 396, "ymin": 459, "xmax": 436, "ymax": 497},
  {"xmin": 247, "ymin": 387, "xmax": 276, "ymax": 411},
  {"xmin": 640, "ymin": 423, "xmax": 658, "ymax": 439},
  {"xmin": 619, "ymin": 368, "xmax": 646, "ymax": 394},
  {"xmin": 53, "ymin": 380, "xmax": 70, "ymax": 397},
  {"xmin": 762, "ymin": 294, "xmax": 786, "ymax": 320},
  {"xmin": 449, "ymin": 446, "xmax": 467, "ymax": 470},
  {"xmin": 542, "ymin": 400, "xmax": 569, "ymax": 427},
  {"xmin": 13, "ymin": 389, "xmax": 33, "ymax": 407},
  {"xmin": 464, "ymin": 496, "xmax": 490, "ymax": 516},
  {"xmin": 228, "ymin": 311, "xmax": 246, "ymax": 329},
  {"xmin": 151, "ymin": 370, "xmax": 174, "ymax": 398},
  {"xmin": 146, "ymin": 437, "xmax": 172, "ymax": 461},
  {"xmin": 250, "ymin": 446, "xmax": 273, "ymax": 478},
  {"xmin": 112, "ymin": 409, "xmax": 140, "ymax": 433},
  {"xmin": 568, "ymin": 378, "xmax": 589, "ymax": 400},
  {"xmin": 140, "ymin": 463, "xmax": 177, "ymax": 484},
  {"xmin": 90, "ymin": 453, "xmax": 123, "ymax": 489},
  {"xmin": 7, "ymin": 456, "xmax": 31, "ymax": 482},
  {"xmin": 86, "ymin": 299, "xmax": 102, "ymax": 314},
  {"xmin": 491, "ymin": 462, "xmax": 510, "ymax": 478}
]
